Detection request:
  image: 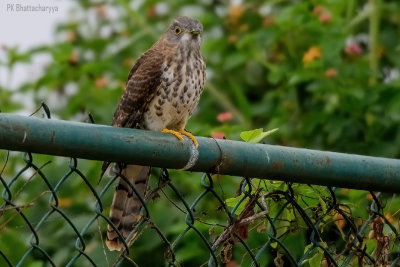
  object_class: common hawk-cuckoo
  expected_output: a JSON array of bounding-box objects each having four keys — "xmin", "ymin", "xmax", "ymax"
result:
[{"xmin": 103, "ymin": 16, "xmax": 206, "ymax": 251}]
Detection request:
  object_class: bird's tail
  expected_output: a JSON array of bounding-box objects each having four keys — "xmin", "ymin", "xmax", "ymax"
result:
[{"xmin": 106, "ymin": 165, "xmax": 151, "ymax": 251}]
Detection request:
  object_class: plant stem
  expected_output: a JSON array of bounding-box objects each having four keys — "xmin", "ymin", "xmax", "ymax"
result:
[{"xmin": 346, "ymin": 0, "xmax": 356, "ymax": 24}]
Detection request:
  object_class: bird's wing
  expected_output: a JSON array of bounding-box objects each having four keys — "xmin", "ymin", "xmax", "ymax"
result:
[
  {"xmin": 112, "ymin": 47, "xmax": 164, "ymax": 128},
  {"xmin": 100, "ymin": 48, "xmax": 163, "ymax": 177}
]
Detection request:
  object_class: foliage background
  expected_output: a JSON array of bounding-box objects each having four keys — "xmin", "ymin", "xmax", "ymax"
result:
[{"xmin": 0, "ymin": 0, "xmax": 399, "ymax": 266}]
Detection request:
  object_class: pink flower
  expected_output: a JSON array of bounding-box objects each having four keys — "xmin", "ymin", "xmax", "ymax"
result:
[
  {"xmin": 211, "ymin": 132, "xmax": 225, "ymax": 139},
  {"xmin": 217, "ymin": 112, "xmax": 233, "ymax": 123},
  {"xmin": 319, "ymin": 12, "xmax": 331, "ymax": 23},
  {"xmin": 345, "ymin": 43, "xmax": 363, "ymax": 55}
]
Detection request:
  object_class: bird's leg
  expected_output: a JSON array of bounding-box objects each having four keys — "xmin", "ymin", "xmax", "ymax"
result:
[
  {"xmin": 162, "ymin": 128, "xmax": 185, "ymax": 143},
  {"xmin": 178, "ymin": 129, "xmax": 198, "ymax": 148}
]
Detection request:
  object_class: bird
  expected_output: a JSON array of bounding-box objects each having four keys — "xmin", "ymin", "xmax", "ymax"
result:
[{"xmin": 102, "ymin": 16, "xmax": 206, "ymax": 251}]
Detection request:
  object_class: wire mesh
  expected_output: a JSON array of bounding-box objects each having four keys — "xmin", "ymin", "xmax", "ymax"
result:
[{"xmin": 0, "ymin": 106, "xmax": 399, "ymax": 266}]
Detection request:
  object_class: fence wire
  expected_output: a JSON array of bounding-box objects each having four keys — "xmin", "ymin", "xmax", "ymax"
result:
[{"xmin": 0, "ymin": 106, "xmax": 399, "ymax": 267}]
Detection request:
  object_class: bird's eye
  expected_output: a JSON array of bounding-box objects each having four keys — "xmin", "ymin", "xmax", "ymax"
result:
[{"xmin": 174, "ymin": 26, "xmax": 182, "ymax": 35}]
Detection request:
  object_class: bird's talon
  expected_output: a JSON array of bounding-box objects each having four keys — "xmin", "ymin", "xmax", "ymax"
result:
[
  {"xmin": 162, "ymin": 129, "xmax": 199, "ymax": 148},
  {"xmin": 179, "ymin": 130, "xmax": 199, "ymax": 148},
  {"xmin": 162, "ymin": 128, "xmax": 185, "ymax": 143}
]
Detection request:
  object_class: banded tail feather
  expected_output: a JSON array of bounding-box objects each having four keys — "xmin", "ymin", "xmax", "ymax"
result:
[{"xmin": 105, "ymin": 164, "xmax": 151, "ymax": 251}]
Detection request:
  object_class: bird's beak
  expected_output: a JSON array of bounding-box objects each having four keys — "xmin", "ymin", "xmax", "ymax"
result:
[{"xmin": 189, "ymin": 29, "xmax": 201, "ymax": 36}]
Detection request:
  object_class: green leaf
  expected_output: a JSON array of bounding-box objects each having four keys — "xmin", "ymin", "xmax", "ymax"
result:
[
  {"xmin": 303, "ymin": 243, "xmax": 314, "ymax": 254},
  {"xmin": 318, "ymin": 195, "xmax": 327, "ymax": 214},
  {"xmin": 28, "ymin": 262, "xmax": 44, "ymax": 267},
  {"xmin": 276, "ymin": 208, "xmax": 292, "ymax": 237},
  {"xmin": 308, "ymin": 248, "xmax": 324, "ymax": 267},
  {"xmin": 223, "ymin": 53, "xmax": 248, "ymax": 70},
  {"xmin": 225, "ymin": 195, "xmax": 246, "ymax": 215},
  {"xmin": 302, "ymin": 246, "xmax": 324, "ymax": 267},
  {"xmin": 267, "ymin": 68, "xmax": 284, "ymax": 85},
  {"xmin": 240, "ymin": 128, "xmax": 279, "ymax": 143},
  {"xmin": 240, "ymin": 128, "xmax": 262, "ymax": 142}
]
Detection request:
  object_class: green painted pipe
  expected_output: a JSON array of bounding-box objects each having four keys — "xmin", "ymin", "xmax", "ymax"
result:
[{"xmin": 0, "ymin": 114, "xmax": 399, "ymax": 192}]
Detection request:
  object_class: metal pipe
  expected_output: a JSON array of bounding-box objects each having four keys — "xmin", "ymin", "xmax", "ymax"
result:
[{"xmin": 0, "ymin": 114, "xmax": 399, "ymax": 192}]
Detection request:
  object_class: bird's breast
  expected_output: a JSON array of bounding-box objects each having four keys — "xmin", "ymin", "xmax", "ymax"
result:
[{"xmin": 142, "ymin": 52, "xmax": 205, "ymax": 131}]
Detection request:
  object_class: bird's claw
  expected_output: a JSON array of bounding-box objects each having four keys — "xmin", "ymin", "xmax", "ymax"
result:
[
  {"xmin": 161, "ymin": 128, "xmax": 199, "ymax": 148},
  {"xmin": 179, "ymin": 129, "xmax": 199, "ymax": 148},
  {"xmin": 162, "ymin": 128, "xmax": 185, "ymax": 143}
]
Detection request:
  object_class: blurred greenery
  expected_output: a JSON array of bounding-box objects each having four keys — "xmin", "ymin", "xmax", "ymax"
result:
[{"xmin": 1, "ymin": 0, "xmax": 400, "ymax": 266}]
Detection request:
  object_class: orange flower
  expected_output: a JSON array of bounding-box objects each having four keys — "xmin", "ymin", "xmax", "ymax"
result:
[
  {"xmin": 95, "ymin": 77, "xmax": 108, "ymax": 88},
  {"xmin": 95, "ymin": 4, "xmax": 107, "ymax": 19},
  {"xmin": 303, "ymin": 46, "xmax": 322, "ymax": 63},
  {"xmin": 66, "ymin": 31, "xmax": 77, "ymax": 42},
  {"xmin": 262, "ymin": 16, "xmax": 275, "ymax": 27},
  {"xmin": 217, "ymin": 112, "xmax": 233, "ymax": 123},
  {"xmin": 58, "ymin": 197, "xmax": 72, "ymax": 208},
  {"xmin": 228, "ymin": 4, "xmax": 245, "ymax": 26},
  {"xmin": 334, "ymin": 212, "xmax": 346, "ymax": 229},
  {"xmin": 325, "ymin": 68, "xmax": 338, "ymax": 78},
  {"xmin": 228, "ymin": 35, "xmax": 238, "ymax": 44},
  {"xmin": 313, "ymin": 5, "xmax": 325, "ymax": 16},
  {"xmin": 68, "ymin": 51, "xmax": 79, "ymax": 65},
  {"xmin": 147, "ymin": 5, "xmax": 157, "ymax": 18}
]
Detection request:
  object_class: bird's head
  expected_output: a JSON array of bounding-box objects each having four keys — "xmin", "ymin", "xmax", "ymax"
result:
[{"xmin": 164, "ymin": 16, "xmax": 203, "ymax": 48}]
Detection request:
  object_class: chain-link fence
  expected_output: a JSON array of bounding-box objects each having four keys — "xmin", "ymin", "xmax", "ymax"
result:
[{"xmin": 0, "ymin": 107, "xmax": 399, "ymax": 266}]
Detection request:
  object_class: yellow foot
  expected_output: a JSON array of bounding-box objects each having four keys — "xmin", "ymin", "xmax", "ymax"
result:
[
  {"xmin": 179, "ymin": 129, "xmax": 199, "ymax": 148},
  {"xmin": 162, "ymin": 128, "xmax": 184, "ymax": 144},
  {"xmin": 161, "ymin": 128, "xmax": 199, "ymax": 148}
]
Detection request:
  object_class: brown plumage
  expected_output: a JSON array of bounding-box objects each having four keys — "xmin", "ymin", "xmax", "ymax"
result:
[{"xmin": 104, "ymin": 16, "xmax": 206, "ymax": 251}]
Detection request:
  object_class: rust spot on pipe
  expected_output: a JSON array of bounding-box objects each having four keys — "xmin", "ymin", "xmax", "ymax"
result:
[
  {"xmin": 272, "ymin": 162, "xmax": 283, "ymax": 171},
  {"xmin": 325, "ymin": 156, "xmax": 331, "ymax": 165}
]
